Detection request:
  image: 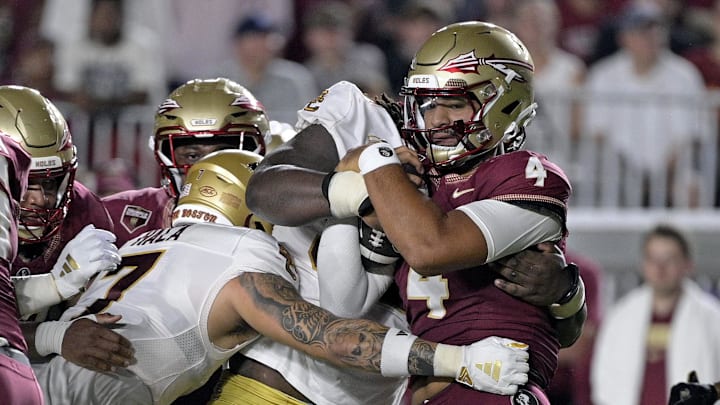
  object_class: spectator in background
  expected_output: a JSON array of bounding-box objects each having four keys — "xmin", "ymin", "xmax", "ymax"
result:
[
  {"xmin": 10, "ymin": 37, "xmax": 68, "ymax": 102},
  {"xmin": 592, "ymin": 0, "xmax": 711, "ymax": 64},
  {"xmin": 591, "ymin": 224, "xmax": 720, "ymax": 405},
  {"xmin": 53, "ymin": 0, "xmax": 166, "ymax": 117},
  {"xmin": 302, "ymin": 0, "xmax": 390, "ymax": 97},
  {"xmin": 682, "ymin": 0, "xmax": 720, "ymax": 89},
  {"xmin": 214, "ymin": 15, "xmax": 318, "ymax": 125},
  {"xmin": 159, "ymin": 0, "xmax": 294, "ymax": 89},
  {"xmin": 382, "ymin": 0, "xmax": 449, "ymax": 95},
  {"xmin": 682, "ymin": 0, "xmax": 720, "ymax": 207},
  {"xmin": 556, "ymin": 0, "xmax": 628, "ymax": 65},
  {"xmin": 511, "ymin": 0, "xmax": 587, "ymax": 188},
  {"xmin": 0, "ymin": 0, "xmax": 45, "ymax": 82},
  {"xmin": 582, "ymin": 1, "xmax": 707, "ymax": 207}
]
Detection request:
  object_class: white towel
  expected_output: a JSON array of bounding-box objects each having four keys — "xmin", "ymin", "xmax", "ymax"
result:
[{"xmin": 591, "ymin": 279, "xmax": 720, "ymax": 405}]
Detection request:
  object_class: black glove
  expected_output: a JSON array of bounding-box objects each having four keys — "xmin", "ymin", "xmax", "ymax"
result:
[{"xmin": 669, "ymin": 371, "xmax": 719, "ymax": 405}]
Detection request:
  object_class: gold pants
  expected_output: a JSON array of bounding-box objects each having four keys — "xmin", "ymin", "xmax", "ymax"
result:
[{"xmin": 209, "ymin": 371, "xmax": 311, "ymax": 405}]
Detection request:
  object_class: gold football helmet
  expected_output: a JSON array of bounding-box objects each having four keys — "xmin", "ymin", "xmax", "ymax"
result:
[
  {"xmin": 0, "ymin": 85, "xmax": 77, "ymax": 242},
  {"xmin": 401, "ymin": 21, "xmax": 537, "ymax": 172},
  {"xmin": 174, "ymin": 149, "xmax": 272, "ymax": 233},
  {"xmin": 151, "ymin": 77, "xmax": 272, "ymax": 196}
]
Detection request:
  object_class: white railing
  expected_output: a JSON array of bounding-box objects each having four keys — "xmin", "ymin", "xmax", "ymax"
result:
[{"xmin": 528, "ymin": 88, "xmax": 720, "ymax": 209}]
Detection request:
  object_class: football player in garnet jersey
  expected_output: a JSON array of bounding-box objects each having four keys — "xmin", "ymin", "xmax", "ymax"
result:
[
  {"xmin": 231, "ymin": 22, "xmax": 582, "ymax": 404},
  {"xmin": 243, "ymin": 21, "xmax": 586, "ymax": 405},
  {"xmin": 0, "ymin": 86, "xmax": 131, "ymax": 377},
  {"xmin": 333, "ymin": 21, "xmax": 585, "ymax": 404},
  {"xmin": 0, "ymin": 131, "xmax": 44, "ymax": 404}
]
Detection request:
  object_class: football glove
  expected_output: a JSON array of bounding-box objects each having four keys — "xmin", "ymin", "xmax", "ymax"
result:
[
  {"xmin": 448, "ymin": 336, "xmax": 530, "ymax": 395},
  {"xmin": 51, "ymin": 224, "xmax": 121, "ymax": 299}
]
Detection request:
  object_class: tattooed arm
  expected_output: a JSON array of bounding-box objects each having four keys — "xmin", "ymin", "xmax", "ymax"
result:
[{"xmin": 207, "ymin": 271, "xmax": 531, "ymax": 395}]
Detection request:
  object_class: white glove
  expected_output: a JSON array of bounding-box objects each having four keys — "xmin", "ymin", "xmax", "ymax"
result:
[
  {"xmin": 51, "ymin": 224, "xmax": 121, "ymax": 299},
  {"xmin": 459, "ymin": 337, "xmax": 530, "ymax": 394},
  {"xmin": 435, "ymin": 336, "xmax": 530, "ymax": 395}
]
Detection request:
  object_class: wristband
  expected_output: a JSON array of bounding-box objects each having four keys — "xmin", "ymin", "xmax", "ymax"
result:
[
  {"xmin": 380, "ymin": 327, "xmax": 418, "ymax": 377},
  {"xmin": 322, "ymin": 171, "xmax": 369, "ymax": 218},
  {"xmin": 35, "ymin": 320, "xmax": 74, "ymax": 356},
  {"xmin": 433, "ymin": 343, "xmax": 464, "ymax": 378},
  {"xmin": 556, "ymin": 263, "xmax": 579, "ymax": 305},
  {"xmin": 358, "ymin": 143, "xmax": 401, "ymax": 175},
  {"xmin": 549, "ymin": 276, "xmax": 586, "ymax": 319}
]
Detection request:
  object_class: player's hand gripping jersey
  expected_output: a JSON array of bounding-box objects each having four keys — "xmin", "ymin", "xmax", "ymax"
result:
[
  {"xmin": 39, "ymin": 223, "xmax": 294, "ymax": 405},
  {"xmin": 396, "ymin": 150, "xmax": 572, "ymax": 390}
]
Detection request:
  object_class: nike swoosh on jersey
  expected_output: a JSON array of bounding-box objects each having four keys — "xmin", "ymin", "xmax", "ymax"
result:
[{"xmin": 452, "ymin": 188, "xmax": 475, "ymax": 198}]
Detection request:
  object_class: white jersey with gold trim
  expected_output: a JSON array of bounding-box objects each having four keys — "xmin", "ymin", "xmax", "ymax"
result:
[
  {"xmin": 241, "ymin": 81, "xmax": 408, "ymax": 405},
  {"xmin": 38, "ymin": 223, "xmax": 295, "ymax": 405}
]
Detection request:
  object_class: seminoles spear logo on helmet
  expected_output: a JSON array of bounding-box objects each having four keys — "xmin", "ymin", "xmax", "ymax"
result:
[{"xmin": 438, "ymin": 51, "xmax": 533, "ymax": 82}]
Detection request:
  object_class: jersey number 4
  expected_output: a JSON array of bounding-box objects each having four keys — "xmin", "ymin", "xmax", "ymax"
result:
[
  {"xmin": 525, "ymin": 156, "xmax": 547, "ymax": 187},
  {"xmin": 406, "ymin": 270, "xmax": 449, "ymax": 319}
]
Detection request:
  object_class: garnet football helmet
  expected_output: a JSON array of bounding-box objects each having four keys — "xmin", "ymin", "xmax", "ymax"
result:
[
  {"xmin": 0, "ymin": 85, "xmax": 77, "ymax": 243},
  {"xmin": 401, "ymin": 21, "xmax": 537, "ymax": 172},
  {"xmin": 175, "ymin": 149, "xmax": 272, "ymax": 234},
  {"xmin": 151, "ymin": 77, "xmax": 272, "ymax": 196}
]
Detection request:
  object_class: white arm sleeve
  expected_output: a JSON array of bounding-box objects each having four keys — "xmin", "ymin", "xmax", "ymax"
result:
[
  {"xmin": 457, "ymin": 199, "xmax": 563, "ymax": 263},
  {"xmin": 317, "ymin": 222, "xmax": 395, "ymax": 318},
  {"xmin": 12, "ymin": 274, "xmax": 63, "ymax": 318}
]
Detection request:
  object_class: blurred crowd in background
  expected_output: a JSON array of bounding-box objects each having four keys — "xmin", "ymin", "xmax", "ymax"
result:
[{"xmin": 1, "ymin": 0, "xmax": 719, "ymax": 205}]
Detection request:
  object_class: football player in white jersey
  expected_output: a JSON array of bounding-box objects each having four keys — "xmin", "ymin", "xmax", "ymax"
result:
[{"xmin": 36, "ymin": 150, "xmax": 531, "ymax": 405}]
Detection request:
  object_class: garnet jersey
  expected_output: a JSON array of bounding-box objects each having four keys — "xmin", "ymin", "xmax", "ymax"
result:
[
  {"xmin": 396, "ymin": 150, "xmax": 571, "ymax": 390},
  {"xmin": 102, "ymin": 186, "xmax": 174, "ymax": 248},
  {"xmin": 241, "ymin": 81, "xmax": 408, "ymax": 405},
  {"xmin": 0, "ymin": 135, "xmax": 31, "ymax": 352},
  {"xmin": 12, "ymin": 181, "xmax": 114, "ymax": 277},
  {"xmin": 40, "ymin": 223, "xmax": 294, "ymax": 405}
]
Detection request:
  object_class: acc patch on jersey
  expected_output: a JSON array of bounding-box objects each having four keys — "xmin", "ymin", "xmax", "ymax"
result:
[
  {"xmin": 510, "ymin": 388, "xmax": 540, "ymax": 405},
  {"xmin": 120, "ymin": 205, "xmax": 152, "ymax": 233}
]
